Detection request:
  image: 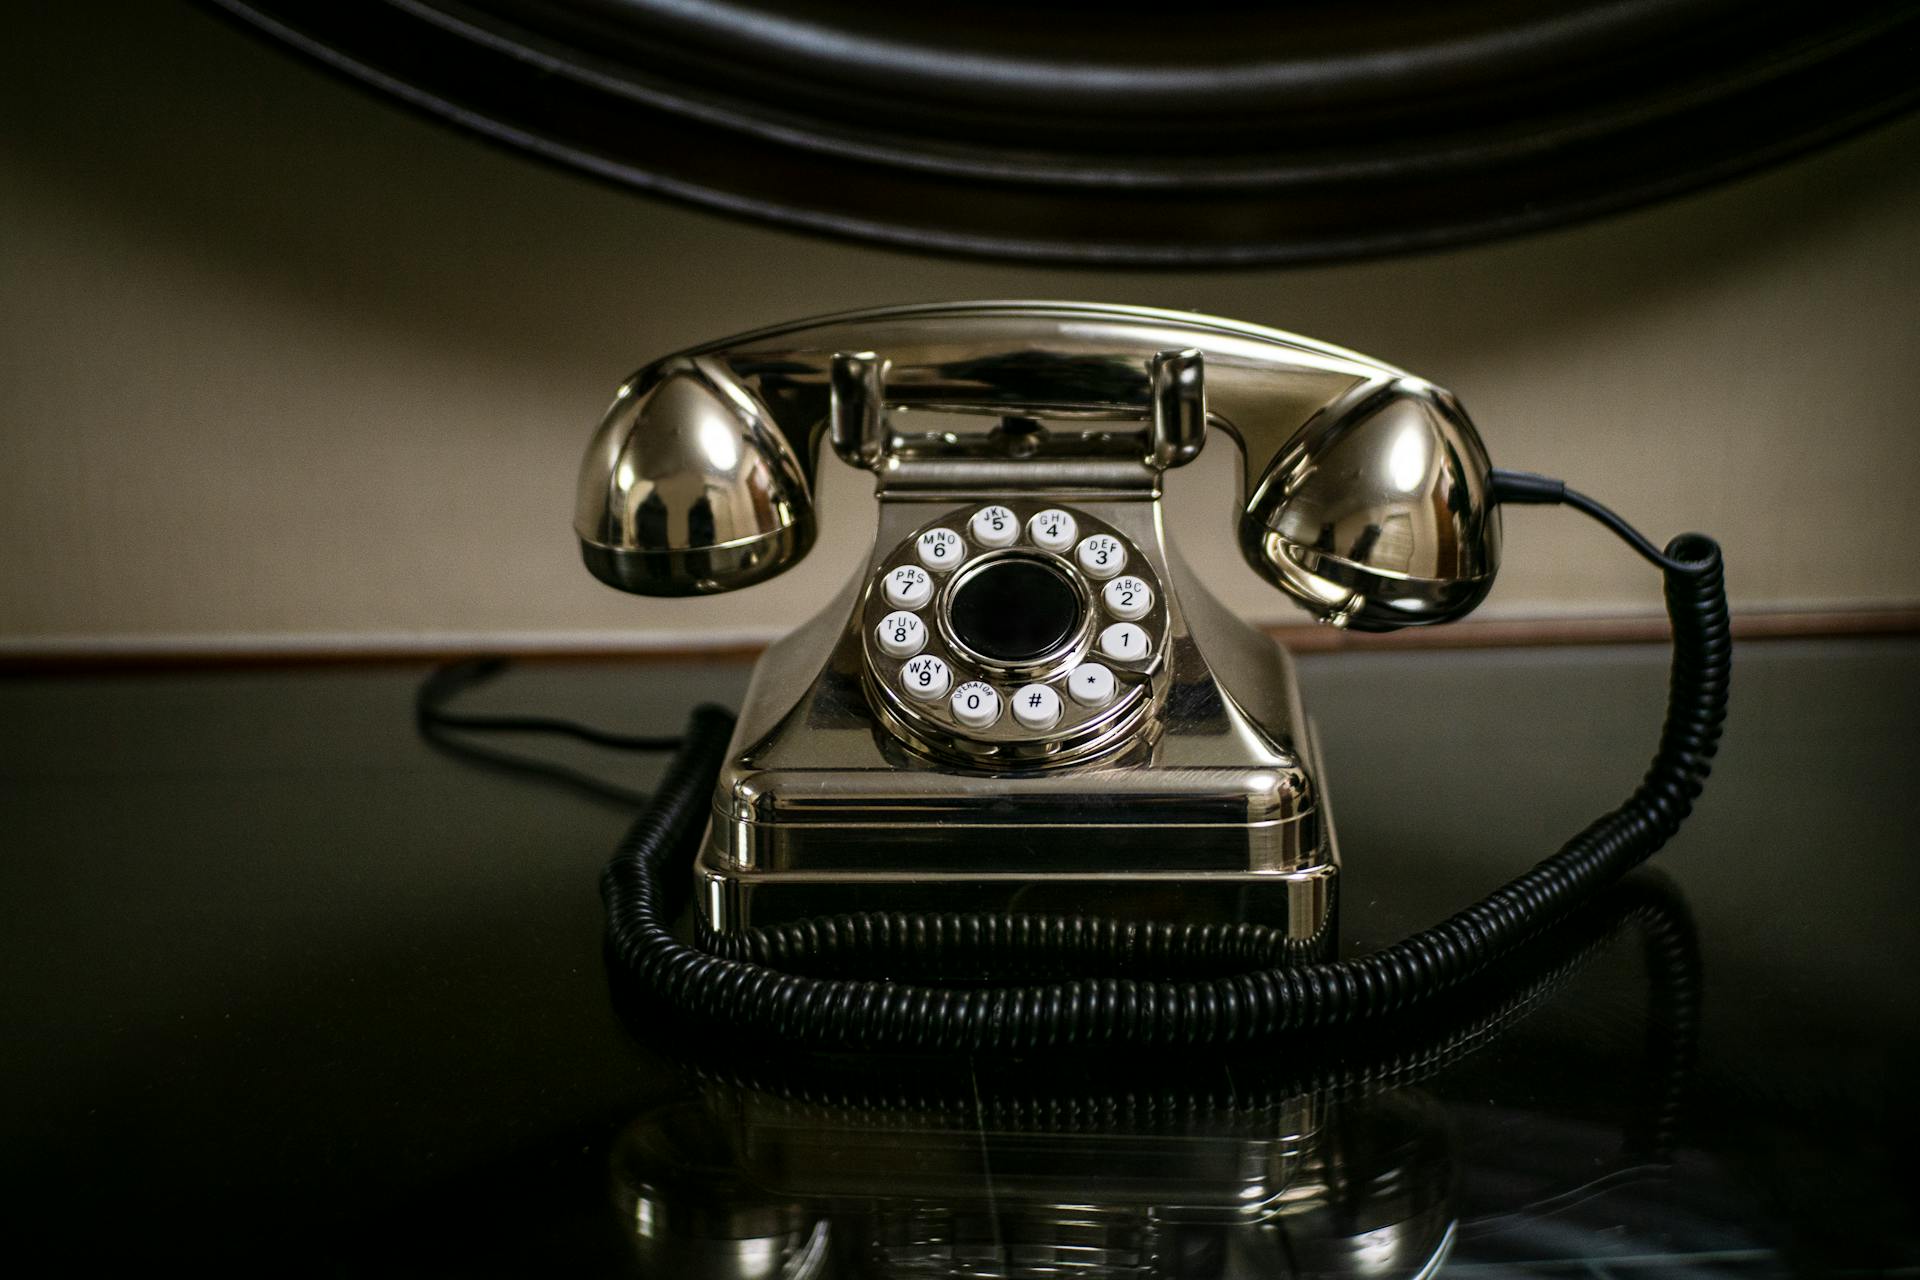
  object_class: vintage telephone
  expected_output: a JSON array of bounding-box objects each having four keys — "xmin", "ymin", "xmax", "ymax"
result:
[{"xmin": 576, "ymin": 302, "xmax": 1729, "ymax": 1051}]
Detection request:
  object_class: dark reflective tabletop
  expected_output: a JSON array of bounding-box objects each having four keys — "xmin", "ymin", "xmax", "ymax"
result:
[{"xmin": 3, "ymin": 640, "xmax": 1915, "ymax": 1275}]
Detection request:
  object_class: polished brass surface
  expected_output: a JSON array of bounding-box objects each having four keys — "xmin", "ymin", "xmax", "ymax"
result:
[
  {"xmin": 695, "ymin": 496, "xmax": 1337, "ymax": 937},
  {"xmin": 574, "ymin": 301, "xmax": 1503, "ymax": 625},
  {"xmin": 572, "ymin": 302, "xmax": 1515, "ymax": 944}
]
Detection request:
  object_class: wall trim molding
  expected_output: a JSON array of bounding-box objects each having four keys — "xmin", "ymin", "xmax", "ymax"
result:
[{"xmin": 3, "ymin": 606, "xmax": 1915, "ymax": 673}]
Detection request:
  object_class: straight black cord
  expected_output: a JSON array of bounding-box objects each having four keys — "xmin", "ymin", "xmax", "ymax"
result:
[
  {"xmin": 416, "ymin": 656, "xmax": 683, "ymax": 808},
  {"xmin": 603, "ymin": 484, "xmax": 1729, "ymax": 1050}
]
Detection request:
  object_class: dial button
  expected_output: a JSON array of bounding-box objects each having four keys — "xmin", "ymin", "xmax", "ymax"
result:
[
  {"xmin": 881, "ymin": 564, "xmax": 933, "ymax": 610},
  {"xmin": 1076, "ymin": 534, "xmax": 1127, "ymax": 580},
  {"xmin": 916, "ymin": 528, "xmax": 964, "ymax": 571},
  {"xmin": 1010, "ymin": 683, "xmax": 1062, "ymax": 730},
  {"xmin": 950, "ymin": 681, "xmax": 1002, "ymax": 728},
  {"xmin": 875, "ymin": 610, "xmax": 927, "ymax": 658},
  {"xmin": 1026, "ymin": 509, "xmax": 1078, "ymax": 553},
  {"xmin": 1068, "ymin": 663, "xmax": 1116, "ymax": 708},
  {"xmin": 900, "ymin": 655, "xmax": 952, "ymax": 702},
  {"xmin": 1102, "ymin": 575, "xmax": 1153, "ymax": 621},
  {"xmin": 947, "ymin": 559, "xmax": 1081, "ymax": 663},
  {"xmin": 968, "ymin": 505, "xmax": 1019, "ymax": 548},
  {"xmin": 1097, "ymin": 622, "xmax": 1151, "ymax": 662}
]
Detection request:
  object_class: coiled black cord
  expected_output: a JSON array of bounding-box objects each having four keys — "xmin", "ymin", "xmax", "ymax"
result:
[{"xmin": 602, "ymin": 482, "xmax": 1729, "ymax": 1050}]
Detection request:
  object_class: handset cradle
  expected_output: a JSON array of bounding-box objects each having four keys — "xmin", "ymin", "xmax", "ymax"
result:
[{"xmin": 576, "ymin": 303, "xmax": 1506, "ymax": 956}]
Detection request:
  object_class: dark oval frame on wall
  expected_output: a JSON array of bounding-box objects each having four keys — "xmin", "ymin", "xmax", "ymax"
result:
[{"xmin": 201, "ymin": 0, "xmax": 1920, "ymax": 266}]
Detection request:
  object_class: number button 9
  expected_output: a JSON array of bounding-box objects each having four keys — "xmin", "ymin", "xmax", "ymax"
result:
[{"xmin": 900, "ymin": 655, "xmax": 952, "ymax": 702}]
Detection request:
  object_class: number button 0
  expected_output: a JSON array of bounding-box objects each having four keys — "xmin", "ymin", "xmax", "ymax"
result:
[
  {"xmin": 1097, "ymin": 622, "xmax": 1150, "ymax": 662},
  {"xmin": 1010, "ymin": 683, "xmax": 1062, "ymax": 730},
  {"xmin": 1075, "ymin": 534, "xmax": 1126, "ymax": 580},
  {"xmin": 950, "ymin": 681, "xmax": 1001, "ymax": 728},
  {"xmin": 968, "ymin": 505, "xmax": 1019, "ymax": 548},
  {"xmin": 1027, "ymin": 509, "xmax": 1078, "ymax": 553},
  {"xmin": 916, "ymin": 528, "xmax": 964, "ymax": 571},
  {"xmin": 900, "ymin": 655, "xmax": 952, "ymax": 702},
  {"xmin": 875, "ymin": 610, "xmax": 927, "ymax": 658},
  {"xmin": 882, "ymin": 564, "xmax": 933, "ymax": 609},
  {"xmin": 1102, "ymin": 575, "xmax": 1153, "ymax": 621}
]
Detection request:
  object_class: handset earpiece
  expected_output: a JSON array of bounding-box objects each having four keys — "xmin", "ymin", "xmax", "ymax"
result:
[
  {"xmin": 574, "ymin": 356, "xmax": 819, "ymax": 596},
  {"xmin": 1237, "ymin": 377, "xmax": 1501, "ymax": 631}
]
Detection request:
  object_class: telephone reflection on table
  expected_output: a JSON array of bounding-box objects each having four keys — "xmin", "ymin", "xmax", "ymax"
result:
[{"xmin": 573, "ymin": 302, "xmax": 1729, "ymax": 1052}]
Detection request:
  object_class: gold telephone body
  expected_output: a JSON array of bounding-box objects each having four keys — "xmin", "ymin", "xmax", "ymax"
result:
[{"xmin": 575, "ymin": 302, "xmax": 1501, "ymax": 950}]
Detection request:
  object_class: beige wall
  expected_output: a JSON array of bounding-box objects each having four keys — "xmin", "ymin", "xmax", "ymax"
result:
[{"xmin": 3, "ymin": 4, "xmax": 1917, "ymax": 656}]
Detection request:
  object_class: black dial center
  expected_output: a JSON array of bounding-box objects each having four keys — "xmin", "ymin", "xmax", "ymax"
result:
[{"xmin": 947, "ymin": 558, "xmax": 1081, "ymax": 662}]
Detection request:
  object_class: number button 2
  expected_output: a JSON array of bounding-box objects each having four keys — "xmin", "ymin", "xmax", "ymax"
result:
[{"xmin": 1102, "ymin": 575, "xmax": 1153, "ymax": 621}]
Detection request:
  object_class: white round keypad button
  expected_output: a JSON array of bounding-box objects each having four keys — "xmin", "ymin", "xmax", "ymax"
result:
[
  {"xmin": 916, "ymin": 528, "xmax": 964, "ymax": 571},
  {"xmin": 1010, "ymin": 683, "xmax": 1062, "ymax": 730},
  {"xmin": 1068, "ymin": 662, "xmax": 1116, "ymax": 708},
  {"xmin": 881, "ymin": 564, "xmax": 933, "ymax": 610},
  {"xmin": 1097, "ymin": 622, "xmax": 1151, "ymax": 662},
  {"xmin": 1076, "ymin": 534, "xmax": 1127, "ymax": 580},
  {"xmin": 968, "ymin": 505, "xmax": 1019, "ymax": 548},
  {"xmin": 950, "ymin": 681, "xmax": 1002, "ymax": 728},
  {"xmin": 900, "ymin": 655, "xmax": 952, "ymax": 702},
  {"xmin": 1102, "ymin": 575, "xmax": 1153, "ymax": 621},
  {"xmin": 1027, "ymin": 509, "xmax": 1078, "ymax": 553},
  {"xmin": 875, "ymin": 610, "xmax": 927, "ymax": 658}
]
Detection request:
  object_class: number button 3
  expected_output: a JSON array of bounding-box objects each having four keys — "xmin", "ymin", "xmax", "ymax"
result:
[{"xmin": 1075, "ymin": 534, "xmax": 1126, "ymax": 580}]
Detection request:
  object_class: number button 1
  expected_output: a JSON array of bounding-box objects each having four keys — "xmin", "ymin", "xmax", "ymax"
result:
[
  {"xmin": 875, "ymin": 610, "xmax": 927, "ymax": 658},
  {"xmin": 1097, "ymin": 622, "xmax": 1150, "ymax": 662}
]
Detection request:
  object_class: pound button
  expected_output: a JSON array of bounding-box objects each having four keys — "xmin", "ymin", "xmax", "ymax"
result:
[{"xmin": 1011, "ymin": 683, "xmax": 1062, "ymax": 730}]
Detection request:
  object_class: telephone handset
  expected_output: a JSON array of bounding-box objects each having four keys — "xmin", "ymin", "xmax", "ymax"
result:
[{"xmin": 577, "ymin": 302, "xmax": 1729, "ymax": 1051}]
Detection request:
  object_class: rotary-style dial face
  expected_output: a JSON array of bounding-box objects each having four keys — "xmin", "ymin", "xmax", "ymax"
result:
[{"xmin": 860, "ymin": 502, "xmax": 1169, "ymax": 768}]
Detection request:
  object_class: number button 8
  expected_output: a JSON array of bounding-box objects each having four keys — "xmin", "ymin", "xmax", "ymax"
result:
[{"xmin": 875, "ymin": 610, "xmax": 927, "ymax": 658}]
